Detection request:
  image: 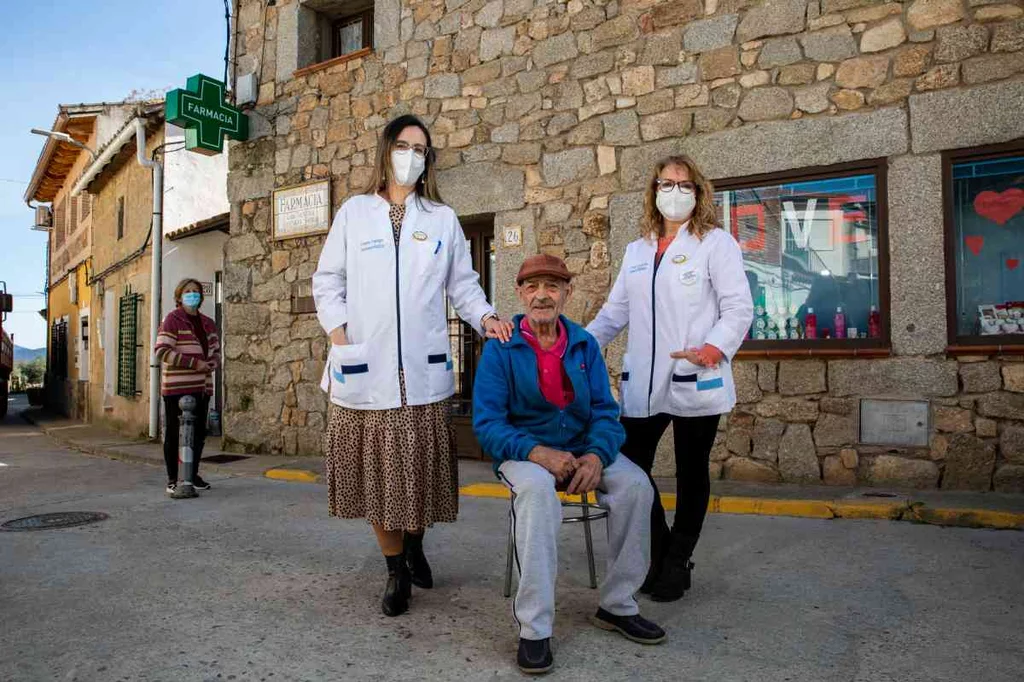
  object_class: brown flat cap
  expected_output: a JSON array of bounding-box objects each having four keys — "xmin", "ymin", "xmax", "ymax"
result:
[{"xmin": 516, "ymin": 253, "xmax": 572, "ymax": 285}]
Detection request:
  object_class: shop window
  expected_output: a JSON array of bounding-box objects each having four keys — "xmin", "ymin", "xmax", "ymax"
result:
[
  {"xmin": 944, "ymin": 143, "xmax": 1024, "ymax": 348},
  {"xmin": 713, "ymin": 160, "xmax": 889, "ymax": 351}
]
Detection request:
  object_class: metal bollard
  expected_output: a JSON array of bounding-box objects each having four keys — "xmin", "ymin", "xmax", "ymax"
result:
[{"xmin": 170, "ymin": 395, "xmax": 199, "ymax": 499}]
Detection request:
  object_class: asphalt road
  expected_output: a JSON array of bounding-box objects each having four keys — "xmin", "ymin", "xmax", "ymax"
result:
[{"xmin": 1, "ymin": 396, "xmax": 1022, "ymax": 682}]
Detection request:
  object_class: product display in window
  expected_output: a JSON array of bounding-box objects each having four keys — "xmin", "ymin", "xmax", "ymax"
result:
[
  {"xmin": 716, "ymin": 171, "xmax": 883, "ymax": 344},
  {"xmin": 951, "ymin": 154, "xmax": 1024, "ymax": 339},
  {"xmin": 978, "ymin": 302, "xmax": 1024, "ymax": 335}
]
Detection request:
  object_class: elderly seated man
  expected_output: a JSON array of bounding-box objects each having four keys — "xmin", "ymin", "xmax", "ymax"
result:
[{"xmin": 472, "ymin": 254, "xmax": 665, "ymax": 674}]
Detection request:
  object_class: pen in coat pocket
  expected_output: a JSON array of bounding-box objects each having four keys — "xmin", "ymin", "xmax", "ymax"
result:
[{"xmin": 434, "ymin": 240, "xmax": 442, "ymax": 255}]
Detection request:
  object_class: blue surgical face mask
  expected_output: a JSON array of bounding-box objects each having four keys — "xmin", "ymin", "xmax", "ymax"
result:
[{"xmin": 182, "ymin": 292, "xmax": 202, "ymax": 309}]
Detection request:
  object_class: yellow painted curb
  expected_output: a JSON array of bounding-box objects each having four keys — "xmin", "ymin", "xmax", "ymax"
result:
[
  {"xmin": 272, "ymin": 472, "xmax": 1024, "ymax": 531},
  {"xmin": 906, "ymin": 506, "xmax": 1024, "ymax": 530},
  {"xmin": 830, "ymin": 501, "xmax": 906, "ymax": 521},
  {"xmin": 708, "ymin": 496, "xmax": 835, "ymax": 519},
  {"xmin": 265, "ymin": 468, "xmax": 319, "ymax": 483}
]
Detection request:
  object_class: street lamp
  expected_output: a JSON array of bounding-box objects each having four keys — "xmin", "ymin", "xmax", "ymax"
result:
[{"xmin": 30, "ymin": 128, "xmax": 97, "ymax": 160}]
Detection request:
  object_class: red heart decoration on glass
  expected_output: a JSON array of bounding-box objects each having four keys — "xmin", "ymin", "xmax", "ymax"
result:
[
  {"xmin": 964, "ymin": 235, "xmax": 984, "ymax": 256},
  {"xmin": 974, "ymin": 188, "xmax": 1024, "ymax": 226},
  {"xmin": 1008, "ymin": 258, "xmax": 1021, "ymax": 271}
]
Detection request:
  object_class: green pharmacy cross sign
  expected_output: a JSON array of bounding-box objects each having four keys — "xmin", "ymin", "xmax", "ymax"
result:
[{"xmin": 166, "ymin": 74, "xmax": 248, "ymax": 155}]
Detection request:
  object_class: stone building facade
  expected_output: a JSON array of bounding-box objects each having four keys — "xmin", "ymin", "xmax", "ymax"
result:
[{"xmin": 224, "ymin": 0, "xmax": 1024, "ymax": 491}]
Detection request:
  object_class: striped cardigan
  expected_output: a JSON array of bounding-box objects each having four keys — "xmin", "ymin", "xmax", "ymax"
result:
[{"xmin": 155, "ymin": 308, "xmax": 220, "ymax": 397}]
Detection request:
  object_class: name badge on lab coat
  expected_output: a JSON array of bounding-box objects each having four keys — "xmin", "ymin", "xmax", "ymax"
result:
[{"xmin": 679, "ymin": 269, "xmax": 699, "ymax": 286}]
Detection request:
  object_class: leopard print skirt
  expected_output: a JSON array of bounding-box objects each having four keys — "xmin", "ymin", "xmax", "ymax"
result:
[{"xmin": 323, "ymin": 397, "xmax": 459, "ymax": 531}]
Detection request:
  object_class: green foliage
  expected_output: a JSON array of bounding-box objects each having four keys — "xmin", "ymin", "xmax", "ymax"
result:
[{"xmin": 13, "ymin": 357, "xmax": 45, "ymax": 388}]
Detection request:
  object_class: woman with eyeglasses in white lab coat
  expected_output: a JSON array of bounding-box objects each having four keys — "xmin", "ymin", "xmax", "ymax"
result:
[
  {"xmin": 587, "ymin": 155, "xmax": 753, "ymax": 602},
  {"xmin": 313, "ymin": 114, "xmax": 513, "ymax": 617}
]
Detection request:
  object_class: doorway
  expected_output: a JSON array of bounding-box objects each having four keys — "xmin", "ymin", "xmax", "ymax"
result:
[{"xmin": 449, "ymin": 217, "xmax": 494, "ymax": 460}]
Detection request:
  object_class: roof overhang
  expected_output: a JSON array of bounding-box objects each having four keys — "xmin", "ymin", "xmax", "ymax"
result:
[
  {"xmin": 23, "ymin": 104, "xmax": 107, "ymax": 204},
  {"xmin": 73, "ymin": 103, "xmax": 164, "ymax": 197},
  {"xmin": 167, "ymin": 212, "xmax": 230, "ymax": 241}
]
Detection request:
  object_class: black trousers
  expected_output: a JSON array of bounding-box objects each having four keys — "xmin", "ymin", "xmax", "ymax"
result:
[
  {"xmin": 621, "ymin": 412, "xmax": 721, "ymax": 561},
  {"xmin": 163, "ymin": 394, "xmax": 210, "ymax": 482}
]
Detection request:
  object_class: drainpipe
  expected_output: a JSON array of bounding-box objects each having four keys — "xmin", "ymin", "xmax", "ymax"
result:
[{"xmin": 135, "ymin": 117, "xmax": 164, "ymax": 440}]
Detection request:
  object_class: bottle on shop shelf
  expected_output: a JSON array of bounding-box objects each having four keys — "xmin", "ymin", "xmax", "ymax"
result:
[
  {"xmin": 834, "ymin": 306, "xmax": 847, "ymax": 339},
  {"xmin": 787, "ymin": 305, "xmax": 802, "ymax": 339},
  {"xmin": 868, "ymin": 305, "xmax": 881, "ymax": 339},
  {"xmin": 804, "ymin": 307, "xmax": 818, "ymax": 339}
]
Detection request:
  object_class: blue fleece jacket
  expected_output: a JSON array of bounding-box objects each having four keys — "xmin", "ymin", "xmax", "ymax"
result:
[{"xmin": 472, "ymin": 314, "xmax": 625, "ymax": 474}]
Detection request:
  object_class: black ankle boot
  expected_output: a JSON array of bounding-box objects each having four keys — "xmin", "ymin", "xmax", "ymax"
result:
[
  {"xmin": 382, "ymin": 553, "xmax": 411, "ymax": 617},
  {"xmin": 640, "ymin": 526, "xmax": 670, "ymax": 594},
  {"xmin": 650, "ymin": 537, "xmax": 695, "ymax": 602},
  {"xmin": 404, "ymin": 532, "xmax": 434, "ymax": 589}
]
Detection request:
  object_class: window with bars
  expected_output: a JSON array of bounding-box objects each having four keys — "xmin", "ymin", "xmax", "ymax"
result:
[
  {"xmin": 117, "ymin": 289, "xmax": 142, "ymax": 398},
  {"xmin": 50, "ymin": 319, "xmax": 68, "ymax": 380},
  {"xmin": 80, "ymin": 194, "xmax": 92, "ymax": 220},
  {"xmin": 446, "ymin": 223, "xmax": 494, "ymax": 417}
]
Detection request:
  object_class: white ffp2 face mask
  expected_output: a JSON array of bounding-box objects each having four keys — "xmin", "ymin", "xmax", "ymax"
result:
[
  {"xmin": 390, "ymin": 150, "xmax": 426, "ymax": 187},
  {"xmin": 656, "ymin": 188, "xmax": 697, "ymax": 222}
]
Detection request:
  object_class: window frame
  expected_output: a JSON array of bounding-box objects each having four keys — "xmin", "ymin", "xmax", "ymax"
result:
[
  {"xmin": 713, "ymin": 158, "xmax": 892, "ymax": 356},
  {"xmin": 331, "ymin": 9, "xmax": 373, "ymax": 60},
  {"xmin": 942, "ymin": 140, "xmax": 1024, "ymax": 353}
]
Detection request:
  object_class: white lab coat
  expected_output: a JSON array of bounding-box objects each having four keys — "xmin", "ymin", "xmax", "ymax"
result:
[
  {"xmin": 586, "ymin": 226, "xmax": 753, "ymax": 418},
  {"xmin": 313, "ymin": 193, "xmax": 494, "ymax": 410}
]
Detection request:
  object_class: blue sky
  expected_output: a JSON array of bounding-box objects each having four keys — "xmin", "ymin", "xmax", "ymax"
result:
[{"xmin": 0, "ymin": 0, "xmax": 227, "ymax": 349}]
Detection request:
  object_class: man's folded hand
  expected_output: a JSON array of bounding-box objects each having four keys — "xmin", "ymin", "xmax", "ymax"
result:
[
  {"xmin": 566, "ymin": 454, "xmax": 602, "ymax": 495},
  {"xmin": 528, "ymin": 446, "xmax": 577, "ymax": 483}
]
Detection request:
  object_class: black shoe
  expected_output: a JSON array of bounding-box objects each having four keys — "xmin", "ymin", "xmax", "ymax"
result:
[
  {"xmin": 382, "ymin": 553, "xmax": 411, "ymax": 617},
  {"xmin": 590, "ymin": 608, "xmax": 666, "ymax": 645},
  {"xmin": 649, "ymin": 557, "xmax": 693, "ymax": 602},
  {"xmin": 404, "ymin": 532, "xmax": 433, "ymax": 589},
  {"xmin": 192, "ymin": 476, "xmax": 211, "ymax": 491},
  {"xmin": 516, "ymin": 638, "xmax": 553, "ymax": 674}
]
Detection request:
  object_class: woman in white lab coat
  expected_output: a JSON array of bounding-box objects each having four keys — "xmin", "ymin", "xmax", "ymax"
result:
[
  {"xmin": 587, "ymin": 155, "xmax": 752, "ymax": 602},
  {"xmin": 313, "ymin": 114, "xmax": 512, "ymax": 617}
]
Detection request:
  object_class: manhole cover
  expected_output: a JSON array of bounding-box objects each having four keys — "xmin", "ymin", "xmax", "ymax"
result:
[
  {"xmin": 1, "ymin": 512, "xmax": 109, "ymax": 532},
  {"xmin": 203, "ymin": 454, "xmax": 250, "ymax": 464}
]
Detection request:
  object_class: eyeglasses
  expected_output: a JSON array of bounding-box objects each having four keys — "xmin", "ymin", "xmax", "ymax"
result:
[
  {"xmin": 654, "ymin": 179, "xmax": 697, "ymax": 194},
  {"xmin": 394, "ymin": 140, "xmax": 430, "ymax": 158}
]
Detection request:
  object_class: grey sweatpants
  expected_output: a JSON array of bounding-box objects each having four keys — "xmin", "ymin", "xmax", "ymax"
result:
[{"xmin": 498, "ymin": 455, "xmax": 654, "ymax": 640}]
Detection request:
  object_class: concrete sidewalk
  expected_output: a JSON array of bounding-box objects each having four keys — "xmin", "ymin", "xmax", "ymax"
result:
[{"xmin": 22, "ymin": 408, "xmax": 1024, "ymax": 530}]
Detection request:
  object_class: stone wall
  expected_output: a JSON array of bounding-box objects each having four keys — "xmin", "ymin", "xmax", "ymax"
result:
[{"xmin": 225, "ymin": 0, "xmax": 1024, "ymax": 490}]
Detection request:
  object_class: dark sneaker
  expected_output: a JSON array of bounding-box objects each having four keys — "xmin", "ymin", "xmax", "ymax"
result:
[
  {"xmin": 165, "ymin": 481, "xmax": 176, "ymax": 494},
  {"xmin": 517, "ymin": 638, "xmax": 553, "ymax": 675},
  {"xmin": 192, "ymin": 476, "xmax": 211, "ymax": 491},
  {"xmin": 590, "ymin": 608, "xmax": 666, "ymax": 645}
]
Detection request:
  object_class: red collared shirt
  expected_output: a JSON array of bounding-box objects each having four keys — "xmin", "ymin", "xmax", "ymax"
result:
[{"xmin": 519, "ymin": 318, "xmax": 575, "ymax": 410}]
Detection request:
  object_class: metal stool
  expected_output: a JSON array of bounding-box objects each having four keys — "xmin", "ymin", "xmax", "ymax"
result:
[{"xmin": 503, "ymin": 491, "xmax": 610, "ymax": 598}]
